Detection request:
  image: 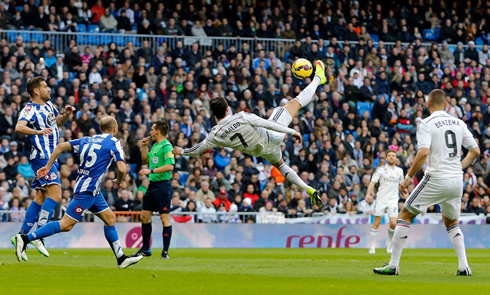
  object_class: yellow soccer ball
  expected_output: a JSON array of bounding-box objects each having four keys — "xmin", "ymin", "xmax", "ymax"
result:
[{"xmin": 291, "ymin": 58, "xmax": 313, "ymax": 79}]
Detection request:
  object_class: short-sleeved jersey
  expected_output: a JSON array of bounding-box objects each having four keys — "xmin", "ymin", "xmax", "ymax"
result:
[
  {"xmin": 182, "ymin": 112, "xmax": 296, "ymax": 158},
  {"xmin": 417, "ymin": 110, "xmax": 478, "ymax": 179},
  {"xmin": 371, "ymin": 164, "xmax": 404, "ymax": 203},
  {"xmin": 148, "ymin": 138, "xmax": 175, "ymax": 182},
  {"xmin": 70, "ymin": 133, "xmax": 125, "ymax": 196},
  {"xmin": 18, "ymin": 101, "xmax": 59, "ymax": 160}
]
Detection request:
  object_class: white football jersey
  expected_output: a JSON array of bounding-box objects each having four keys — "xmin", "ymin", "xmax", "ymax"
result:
[
  {"xmin": 417, "ymin": 110, "xmax": 478, "ymax": 179},
  {"xmin": 182, "ymin": 112, "xmax": 296, "ymax": 157},
  {"xmin": 371, "ymin": 164, "xmax": 404, "ymax": 203}
]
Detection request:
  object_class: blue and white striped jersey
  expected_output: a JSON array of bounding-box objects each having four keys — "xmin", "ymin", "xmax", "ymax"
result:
[
  {"xmin": 69, "ymin": 134, "xmax": 125, "ymax": 196},
  {"xmin": 19, "ymin": 101, "xmax": 59, "ymax": 160}
]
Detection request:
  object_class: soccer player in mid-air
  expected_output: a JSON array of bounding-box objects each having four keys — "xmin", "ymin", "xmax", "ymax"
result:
[
  {"xmin": 365, "ymin": 150, "xmax": 404, "ymax": 254},
  {"xmin": 374, "ymin": 89, "xmax": 480, "ymax": 276},
  {"xmin": 173, "ymin": 61, "xmax": 328, "ymax": 207},
  {"xmin": 12, "ymin": 116, "xmax": 143, "ymax": 268},
  {"xmin": 12, "ymin": 77, "xmax": 75, "ymax": 260}
]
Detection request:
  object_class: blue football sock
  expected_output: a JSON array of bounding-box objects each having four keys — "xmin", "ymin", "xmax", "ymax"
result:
[
  {"xmin": 142, "ymin": 222, "xmax": 152, "ymax": 251},
  {"xmin": 37, "ymin": 198, "xmax": 58, "ymax": 228},
  {"xmin": 28, "ymin": 221, "xmax": 60, "ymax": 242},
  {"xmin": 104, "ymin": 225, "xmax": 124, "ymax": 259},
  {"xmin": 19, "ymin": 201, "xmax": 42, "ymax": 234},
  {"xmin": 162, "ymin": 225, "xmax": 172, "ymax": 253}
]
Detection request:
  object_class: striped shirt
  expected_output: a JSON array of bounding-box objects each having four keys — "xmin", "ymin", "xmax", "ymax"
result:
[
  {"xmin": 69, "ymin": 134, "xmax": 125, "ymax": 196},
  {"xmin": 19, "ymin": 101, "xmax": 59, "ymax": 160}
]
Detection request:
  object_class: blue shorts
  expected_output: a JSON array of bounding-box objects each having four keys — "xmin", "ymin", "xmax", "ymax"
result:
[
  {"xmin": 66, "ymin": 192, "xmax": 110, "ymax": 221},
  {"xmin": 31, "ymin": 158, "xmax": 61, "ymax": 190},
  {"xmin": 143, "ymin": 180, "xmax": 172, "ymax": 214}
]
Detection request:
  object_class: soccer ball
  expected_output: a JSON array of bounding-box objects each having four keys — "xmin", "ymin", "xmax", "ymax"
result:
[{"xmin": 292, "ymin": 59, "xmax": 313, "ymax": 80}]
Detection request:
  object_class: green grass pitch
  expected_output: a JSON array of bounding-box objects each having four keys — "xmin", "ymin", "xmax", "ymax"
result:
[{"xmin": 0, "ymin": 248, "xmax": 489, "ymax": 294}]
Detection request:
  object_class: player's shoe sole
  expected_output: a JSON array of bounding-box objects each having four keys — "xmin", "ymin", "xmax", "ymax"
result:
[
  {"xmin": 118, "ymin": 254, "xmax": 144, "ymax": 269},
  {"xmin": 456, "ymin": 267, "xmax": 472, "ymax": 276},
  {"xmin": 373, "ymin": 264, "xmax": 399, "ymax": 275},
  {"xmin": 314, "ymin": 60, "xmax": 327, "ymax": 85},
  {"xmin": 307, "ymin": 187, "xmax": 323, "ymax": 207},
  {"xmin": 30, "ymin": 239, "xmax": 49, "ymax": 257},
  {"xmin": 11, "ymin": 236, "xmax": 28, "ymax": 261}
]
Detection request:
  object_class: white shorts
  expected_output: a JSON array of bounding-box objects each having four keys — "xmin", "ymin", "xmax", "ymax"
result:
[
  {"xmin": 374, "ymin": 202, "xmax": 398, "ymax": 218},
  {"xmin": 405, "ymin": 176, "xmax": 463, "ymax": 220},
  {"xmin": 262, "ymin": 107, "xmax": 293, "ymax": 164}
]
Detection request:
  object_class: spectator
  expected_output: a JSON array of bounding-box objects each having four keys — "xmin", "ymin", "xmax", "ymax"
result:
[{"xmin": 100, "ymin": 8, "xmax": 117, "ymax": 33}]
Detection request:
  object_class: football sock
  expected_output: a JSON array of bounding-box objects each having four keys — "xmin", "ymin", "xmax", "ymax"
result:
[
  {"xmin": 27, "ymin": 221, "xmax": 60, "ymax": 242},
  {"xmin": 447, "ymin": 225, "xmax": 469, "ymax": 270},
  {"xmin": 162, "ymin": 225, "xmax": 172, "ymax": 253},
  {"xmin": 142, "ymin": 222, "xmax": 152, "ymax": 251},
  {"xmin": 370, "ymin": 228, "xmax": 379, "ymax": 247},
  {"xmin": 294, "ymin": 76, "xmax": 320, "ymax": 107},
  {"xmin": 104, "ymin": 225, "xmax": 124, "ymax": 259},
  {"xmin": 388, "ymin": 227, "xmax": 395, "ymax": 242},
  {"xmin": 37, "ymin": 198, "xmax": 58, "ymax": 228},
  {"xmin": 19, "ymin": 201, "xmax": 42, "ymax": 234},
  {"xmin": 388, "ymin": 219, "xmax": 411, "ymax": 268},
  {"xmin": 278, "ymin": 163, "xmax": 308, "ymax": 191}
]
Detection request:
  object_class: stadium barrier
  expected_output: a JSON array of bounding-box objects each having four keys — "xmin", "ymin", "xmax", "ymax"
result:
[
  {"xmin": 0, "ymin": 210, "xmax": 487, "ymax": 224},
  {"xmin": 0, "ymin": 30, "xmax": 475, "ymax": 62},
  {"xmin": 0, "ymin": 222, "xmax": 489, "ymax": 249}
]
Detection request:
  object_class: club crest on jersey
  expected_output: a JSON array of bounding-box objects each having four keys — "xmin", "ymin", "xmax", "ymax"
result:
[
  {"xmin": 50, "ymin": 172, "xmax": 57, "ymax": 180},
  {"xmin": 153, "ymin": 156, "xmax": 158, "ymax": 165},
  {"xmin": 47, "ymin": 113, "xmax": 56, "ymax": 126},
  {"xmin": 44, "ymin": 174, "xmax": 51, "ymax": 181}
]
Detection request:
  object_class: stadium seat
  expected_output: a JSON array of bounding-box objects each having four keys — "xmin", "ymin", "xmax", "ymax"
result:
[
  {"xmin": 357, "ymin": 102, "xmax": 372, "ymax": 119},
  {"xmin": 179, "ymin": 172, "xmax": 189, "ymax": 184},
  {"xmin": 77, "ymin": 24, "xmax": 87, "ymax": 32},
  {"xmin": 448, "ymin": 45, "xmax": 457, "ymax": 52},
  {"xmin": 88, "ymin": 24, "xmax": 99, "ymax": 33},
  {"xmin": 18, "ymin": 31, "xmax": 30, "ymax": 42},
  {"xmin": 476, "ymin": 37, "xmax": 483, "ymax": 45},
  {"xmin": 6, "ymin": 29, "xmax": 17, "ymax": 42},
  {"xmin": 113, "ymin": 35, "xmax": 126, "ymax": 46},
  {"xmin": 87, "ymin": 34, "xmax": 99, "ymax": 45},
  {"xmin": 370, "ymin": 34, "xmax": 379, "ymax": 43},
  {"xmin": 127, "ymin": 35, "xmax": 141, "ymax": 46},
  {"xmin": 15, "ymin": 6, "xmax": 23, "ymax": 12},
  {"xmin": 433, "ymin": 27, "xmax": 440, "ymax": 39},
  {"xmin": 99, "ymin": 33, "xmax": 112, "ymax": 45},
  {"xmin": 423, "ymin": 29, "xmax": 436, "ymax": 41},
  {"xmin": 284, "ymin": 52, "xmax": 290, "ymax": 61},
  {"xmin": 31, "ymin": 32, "xmax": 45, "ymax": 43}
]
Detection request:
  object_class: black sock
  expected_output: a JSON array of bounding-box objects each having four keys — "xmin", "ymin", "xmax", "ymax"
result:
[
  {"xmin": 162, "ymin": 225, "xmax": 172, "ymax": 253},
  {"xmin": 142, "ymin": 223, "xmax": 152, "ymax": 251}
]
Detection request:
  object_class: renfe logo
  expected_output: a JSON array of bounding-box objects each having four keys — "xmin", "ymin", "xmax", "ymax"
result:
[{"xmin": 286, "ymin": 226, "xmax": 361, "ymax": 248}]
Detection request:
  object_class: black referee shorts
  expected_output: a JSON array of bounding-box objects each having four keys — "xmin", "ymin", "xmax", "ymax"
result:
[{"xmin": 142, "ymin": 180, "xmax": 173, "ymax": 214}]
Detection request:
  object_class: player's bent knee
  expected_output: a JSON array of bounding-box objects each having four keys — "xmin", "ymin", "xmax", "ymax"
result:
[{"xmin": 60, "ymin": 220, "xmax": 76, "ymax": 232}]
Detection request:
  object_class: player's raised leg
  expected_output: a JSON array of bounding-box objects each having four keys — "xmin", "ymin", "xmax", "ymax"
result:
[
  {"xmin": 283, "ymin": 60, "xmax": 326, "ymax": 119},
  {"xmin": 442, "ymin": 213, "xmax": 471, "ymax": 276}
]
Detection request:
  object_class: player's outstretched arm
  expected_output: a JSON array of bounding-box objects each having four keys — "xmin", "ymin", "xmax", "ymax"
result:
[
  {"xmin": 56, "ymin": 105, "xmax": 76, "ymax": 126},
  {"xmin": 36, "ymin": 142, "xmax": 72, "ymax": 179},
  {"xmin": 15, "ymin": 120, "xmax": 53, "ymax": 136},
  {"xmin": 176, "ymin": 137, "xmax": 216, "ymax": 156},
  {"xmin": 461, "ymin": 146, "xmax": 481, "ymax": 170}
]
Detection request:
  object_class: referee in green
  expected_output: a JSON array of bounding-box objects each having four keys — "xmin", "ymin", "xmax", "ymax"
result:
[{"xmin": 136, "ymin": 121, "xmax": 175, "ymax": 259}]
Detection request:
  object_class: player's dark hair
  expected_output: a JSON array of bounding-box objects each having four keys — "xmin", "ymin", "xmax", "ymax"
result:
[
  {"xmin": 386, "ymin": 149, "xmax": 397, "ymax": 157},
  {"xmin": 154, "ymin": 121, "xmax": 169, "ymax": 136},
  {"xmin": 210, "ymin": 97, "xmax": 228, "ymax": 119},
  {"xmin": 27, "ymin": 77, "xmax": 45, "ymax": 97},
  {"xmin": 428, "ymin": 89, "xmax": 446, "ymax": 106}
]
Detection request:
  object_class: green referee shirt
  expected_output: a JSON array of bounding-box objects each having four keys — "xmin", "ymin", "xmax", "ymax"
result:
[{"xmin": 148, "ymin": 139, "xmax": 174, "ymax": 182}]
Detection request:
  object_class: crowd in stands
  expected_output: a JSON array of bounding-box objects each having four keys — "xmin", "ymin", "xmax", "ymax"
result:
[{"xmin": 1, "ymin": 0, "xmax": 490, "ymax": 223}]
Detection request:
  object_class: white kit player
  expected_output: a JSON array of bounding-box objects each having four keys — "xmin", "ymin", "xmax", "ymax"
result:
[
  {"xmin": 374, "ymin": 89, "xmax": 480, "ymax": 276},
  {"xmin": 366, "ymin": 150, "xmax": 403, "ymax": 254},
  {"xmin": 173, "ymin": 61, "xmax": 328, "ymax": 207}
]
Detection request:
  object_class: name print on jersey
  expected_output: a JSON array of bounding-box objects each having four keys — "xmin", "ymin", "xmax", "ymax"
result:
[
  {"xmin": 434, "ymin": 119, "xmax": 461, "ymax": 128},
  {"xmin": 220, "ymin": 122, "xmax": 241, "ymax": 139}
]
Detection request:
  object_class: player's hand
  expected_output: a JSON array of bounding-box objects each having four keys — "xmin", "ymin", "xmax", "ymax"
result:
[
  {"xmin": 173, "ymin": 146, "xmax": 183, "ymax": 155},
  {"xmin": 64, "ymin": 105, "xmax": 76, "ymax": 115},
  {"xmin": 139, "ymin": 169, "xmax": 151, "ymax": 177},
  {"xmin": 37, "ymin": 127, "xmax": 53, "ymax": 135},
  {"xmin": 36, "ymin": 166, "xmax": 50, "ymax": 180},
  {"xmin": 113, "ymin": 179, "xmax": 121, "ymax": 189},
  {"xmin": 293, "ymin": 132, "xmax": 302, "ymax": 144},
  {"xmin": 399, "ymin": 180, "xmax": 409, "ymax": 198},
  {"xmin": 141, "ymin": 137, "xmax": 150, "ymax": 146}
]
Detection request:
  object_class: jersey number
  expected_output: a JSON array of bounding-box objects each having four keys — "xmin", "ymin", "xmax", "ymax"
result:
[
  {"xmin": 80, "ymin": 143, "xmax": 102, "ymax": 168},
  {"xmin": 444, "ymin": 130, "xmax": 457, "ymax": 157},
  {"xmin": 230, "ymin": 133, "xmax": 248, "ymax": 148}
]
